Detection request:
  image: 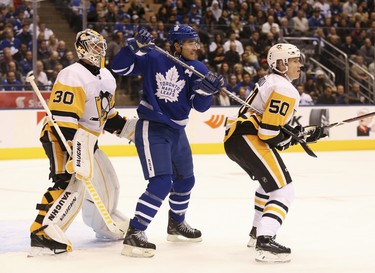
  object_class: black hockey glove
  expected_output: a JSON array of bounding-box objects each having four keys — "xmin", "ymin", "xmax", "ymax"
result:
[
  {"xmin": 305, "ymin": 126, "xmax": 327, "ymax": 143},
  {"xmin": 193, "ymin": 72, "xmax": 224, "ymax": 96},
  {"xmin": 276, "ymin": 125, "xmax": 303, "ymax": 151},
  {"xmin": 127, "ymin": 28, "xmax": 155, "ymax": 54}
]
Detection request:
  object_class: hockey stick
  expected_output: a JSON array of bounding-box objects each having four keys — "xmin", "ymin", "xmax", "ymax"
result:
[
  {"xmin": 324, "ymin": 111, "xmax": 375, "ymax": 129},
  {"xmin": 154, "ymin": 45, "xmax": 317, "ymax": 157},
  {"xmin": 26, "ymin": 75, "xmax": 125, "ymax": 235}
]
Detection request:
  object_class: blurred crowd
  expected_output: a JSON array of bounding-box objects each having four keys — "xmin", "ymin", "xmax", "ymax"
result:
[{"xmin": 0, "ymin": 0, "xmax": 374, "ymax": 106}]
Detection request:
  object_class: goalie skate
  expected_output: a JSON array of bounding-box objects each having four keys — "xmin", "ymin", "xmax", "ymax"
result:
[
  {"xmin": 255, "ymin": 236, "xmax": 291, "ymax": 263},
  {"xmin": 121, "ymin": 226, "xmax": 156, "ymax": 258},
  {"xmin": 167, "ymin": 215, "xmax": 202, "ymax": 242},
  {"xmin": 28, "ymin": 233, "xmax": 71, "ymax": 257}
]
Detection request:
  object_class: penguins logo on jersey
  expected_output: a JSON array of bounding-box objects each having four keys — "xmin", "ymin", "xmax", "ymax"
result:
[
  {"xmin": 92, "ymin": 91, "xmax": 114, "ymax": 126},
  {"xmin": 155, "ymin": 66, "xmax": 185, "ymax": 103}
]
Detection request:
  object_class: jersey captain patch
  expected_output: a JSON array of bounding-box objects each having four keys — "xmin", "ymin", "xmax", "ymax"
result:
[{"xmin": 155, "ymin": 66, "xmax": 185, "ymax": 103}]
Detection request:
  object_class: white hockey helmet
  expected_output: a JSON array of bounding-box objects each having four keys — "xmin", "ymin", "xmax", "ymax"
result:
[
  {"xmin": 75, "ymin": 29, "xmax": 107, "ymax": 68},
  {"xmin": 267, "ymin": 43, "xmax": 300, "ymax": 73}
]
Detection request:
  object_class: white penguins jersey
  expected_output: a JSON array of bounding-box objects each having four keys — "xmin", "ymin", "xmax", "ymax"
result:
[
  {"xmin": 41, "ymin": 62, "xmax": 117, "ymax": 138},
  {"xmin": 225, "ymin": 73, "xmax": 300, "ymax": 145}
]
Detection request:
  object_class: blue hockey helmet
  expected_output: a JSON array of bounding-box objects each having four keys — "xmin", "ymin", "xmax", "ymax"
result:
[{"xmin": 168, "ymin": 24, "xmax": 199, "ymax": 48}]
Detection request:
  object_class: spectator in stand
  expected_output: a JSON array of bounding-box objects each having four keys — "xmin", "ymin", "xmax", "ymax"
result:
[
  {"xmin": 279, "ymin": 17, "xmax": 294, "ymax": 37},
  {"xmin": 261, "ymin": 15, "xmax": 280, "ymax": 36},
  {"xmin": 1, "ymin": 47, "xmax": 20, "ymax": 74},
  {"xmin": 210, "ymin": 0, "xmax": 222, "ymax": 22},
  {"xmin": 335, "ymin": 84, "xmax": 348, "ymax": 104},
  {"xmin": 60, "ymin": 50, "xmax": 75, "ymax": 68},
  {"xmin": 238, "ymin": 72, "xmax": 254, "ymax": 97},
  {"xmin": 316, "ymin": 85, "xmax": 336, "ymax": 105},
  {"xmin": 225, "ymin": 73, "xmax": 240, "ymax": 96},
  {"xmin": 114, "ymin": 14, "xmax": 134, "ymax": 39},
  {"xmin": 48, "ymin": 34, "xmax": 59, "ymax": 52},
  {"xmin": 224, "ymin": 41, "xmax": 241, "ymax": 68},
  {"xmin": 229, "ymin": 15, "xmax": 242, "ymax": 39},
  {"xmin": 5, "ymin": 60, "xmax": 23, "ymax": 83},
  {"xmin": 242, "ymin": 48, "xmax": 259, "ymax": 71},
  {"xmin": 187, "ymin": 4, "xmax": 203, "ymax": 27},
  {"xmin": 313, "ymin": 0, "xmax": 331, "ymax": 19},
  {"xmin": 292, "ymin": 10, "xmax": 309, "ymax": 36},
  {"xmin": 209, "ymin": 32, "xmax": 224, "ymax": 53},
  {"xmin": 232, "ymin": 63, "xmax": 244, "ymax": 82},
  {"xmin": 368, "ymin": 59, "xmax": 375, "ymax": 76},
  {"xmin": 43, "ymin": 50, "xmax": 61, "ymax": 78},
  {"xmin": 37, "ymin": 40, "xmax": 50, "ymax": 62},
  {"xmin": 209, "ymin": 44, "xmax": 225, "ymax": 71},
  {"xmin": 296, "ymin": 84, "xmax": 314, "ymax": 106},
  {"xmin": 19, "ymin": 50, "xmax": 32, "ymax": 76},
  {"xmin": 12, "ymin": 8, "xmax": 26, "ymax": 35},
  {"xmin": 330, "ymin": 0, "xmax": 343, "ymax": 15},
  {"xmin": 348, "ymin": 82, "xmax": 365, "ymax": 104},
  {"xmin": 343, "ymin": 0, "xmax": 357, "ymax": 17},
  {"xmin": 106, "ymin": 31, "xmax": 124, "ymax": 66},
  {"xmin": 308, "ymin": 7, "xmax": 325, "ymax": 31},
  {"xmin": 217, "ymin": 9, "xmax": 231, "ymax": 34},
  {"xmin": 16, "ymin": 21, "xmax": 31, "ymax": 49},
  {"xmin": 213, "ymin": 89, "xmax": 231, "ymax": 106},
  {"xmin": 56, "ymin": 40, "xmax": 68, "ymax": 61},
  {"xmin": 0, "ymin": 26, "xmax": 21, "ymax": 56},
  {"xmin": 341, "ymin": 35, "xmax": 358, "ymax": 57},
  {"xmin": 236, "ymin": 86, "xmax": 247, "ymax": 103},
  {"xmin": 246, "ymin": 31, "xmax": 262, "ymax": 57},
  {"xmin": 37, "ymin": 23, "xmax": 54, "ymax": 41},
  {"xmin": 358, "ymin": 38, "xmax": 375, "ymax": 66},
  {"xmin": 351, "ymin": 55, "xmax": 369, "ymax": 85},
  {"xmin": 240, "ymin": 15, "xmax": 259, "ymax": 45},
  {"xmin": 34, "ymin": 60, "xmax": 50, "ymax": 90},
  {"xmin": 1, "ymin": 71, "xmax": 23, "ymax": 91},
  {"xmin": 223, "ymin": 32, "xmax": 244, "ymax": 56},
  {"xmin": 128, "ymin": 0, "xmax": 146, "ymax": 22}
]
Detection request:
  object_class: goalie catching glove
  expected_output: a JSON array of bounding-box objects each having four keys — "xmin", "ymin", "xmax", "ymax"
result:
[
  {"xmin": 193, "ymin": 71, "xmax": 223, "ymax": 96},
  {"xmin": 117, "ymin": 117, "xmax": 138, "ymax": 142}
]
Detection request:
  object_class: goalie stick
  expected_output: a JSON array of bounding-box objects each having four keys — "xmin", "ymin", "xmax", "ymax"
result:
[
  {"xmin": 153, "ymin": 45, "xmax": 317, "ymax": 157},
  {"xmin": 26, "ymin": 75, "xmax": 125, "ymax": 236}
]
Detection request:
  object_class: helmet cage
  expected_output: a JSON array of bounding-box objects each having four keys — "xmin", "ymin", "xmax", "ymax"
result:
[{"xmin": 75, "ymin": 29, "xmax": 107, "ymax": 68}]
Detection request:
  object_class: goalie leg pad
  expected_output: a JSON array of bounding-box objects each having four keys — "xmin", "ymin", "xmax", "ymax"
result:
[
  {"xmin": 81, "ymin": 149, "xmax": 129, "ymax": 240},
  {"xmin": 41, "ymin": 177, "xmax": 85, "ymax": 246}
]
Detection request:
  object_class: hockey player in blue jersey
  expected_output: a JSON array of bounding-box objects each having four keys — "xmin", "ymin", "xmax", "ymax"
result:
[{"xmin": 111, "ymin": 24, "xmax": 223, "ymax": 257}]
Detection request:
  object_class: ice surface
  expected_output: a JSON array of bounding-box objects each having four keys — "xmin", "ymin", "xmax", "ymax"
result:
[{"xmin": 1, "ymin": 151, "xmax": 374, "ymax": 273}]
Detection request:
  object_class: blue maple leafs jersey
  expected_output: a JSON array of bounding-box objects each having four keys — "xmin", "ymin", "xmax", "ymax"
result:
[{"xmin": 111, "ymin": 46, "xmax": 212, "ymax": 129}]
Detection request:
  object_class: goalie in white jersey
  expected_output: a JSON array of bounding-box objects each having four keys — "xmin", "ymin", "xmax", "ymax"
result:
[
  {"xmin": 224, "ymin": 43, "xmax": 326, "ymax": 263},
  {"xmin": 29, "ymin": 29, "xmax": 136, "ymax": 256}
]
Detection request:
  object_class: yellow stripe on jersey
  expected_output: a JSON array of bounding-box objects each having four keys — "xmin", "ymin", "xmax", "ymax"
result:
[
  {"xmin": 259, "ymin": 91, "xmax": 297, "ymax": 142},
  {"xmin": 243, "ymin": 135, "xmax": 287, "ymax": 188},
  {"xmin": 48, "ymin": 81, "xmax": 86, "ymax": 120}
]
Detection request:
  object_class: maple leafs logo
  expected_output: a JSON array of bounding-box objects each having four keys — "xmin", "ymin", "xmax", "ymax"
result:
[{"xmin": 155, "ymin": 66, "xmax": 185, "ymax": 102}]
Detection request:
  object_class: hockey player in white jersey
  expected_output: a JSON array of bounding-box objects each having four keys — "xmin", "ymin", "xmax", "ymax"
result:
[
  {"xmin": 111, "ymin": 25, "xmax": 223, "ymax": 257},
  {"xmin": 29, "ymin": 29, "xmax": 136, "ymax": 256},
  {"xmin": 224, "ymin": 43, "xmax": 326, "ymax": 262}
]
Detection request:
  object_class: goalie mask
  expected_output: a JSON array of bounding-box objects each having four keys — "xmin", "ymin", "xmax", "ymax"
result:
[
  {"xmin": 267, "ymin": 43, "xmax": 301, "ymax": 74},
  {"xmin": 75, "ymin": 29, "xmax": 107, "ymax": 68}
]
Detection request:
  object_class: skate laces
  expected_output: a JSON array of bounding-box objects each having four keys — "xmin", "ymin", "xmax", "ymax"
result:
[
  {"xmin": 134, "ymin": 230, "xmax": 148, "ymax": 242},
  {"xmin": 178, "ymin": 221, "xmax": 195, "ymax": 233}
]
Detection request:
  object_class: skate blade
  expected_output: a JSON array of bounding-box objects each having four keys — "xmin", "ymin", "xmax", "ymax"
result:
[
  {"xmin": 121, "ymin": 245, "xmax": 155, "ymax": 258},
  {"xmin": 166, "ymin": 234, "xmax": 203, "ymax": 243},
  {"xmin": 247, "ymin": 237, "xmax": 256, "ymax": 248},
  {"xmin": 28, "ymin": 247, "xmax": 68, "ymax": 258},
  {"xmin": 255, "ymin": 249, "xmax": 291, "ymax": 263}
]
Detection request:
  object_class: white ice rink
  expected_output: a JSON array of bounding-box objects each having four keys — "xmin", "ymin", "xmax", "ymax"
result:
[{"xmin": 0, "ymin": 151, "xmax": 374, "ymax": 273}]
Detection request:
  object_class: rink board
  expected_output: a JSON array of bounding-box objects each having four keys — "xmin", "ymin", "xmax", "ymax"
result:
[{"xmin": 1, "ymin": 106, "xmax": 375, "ymax": 160}]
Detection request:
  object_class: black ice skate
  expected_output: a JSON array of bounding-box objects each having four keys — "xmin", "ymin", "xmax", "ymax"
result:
[
  {"xmin": 121, "ymin": 226, "xmax": 156, "ymax": 258},
  {"xmin": 167, "ymin": 214, "xmax": 202, "ymax": 242},
  {"xmin": 247, "ymin": 226, "xmax": 257, "ymax": 247},
  {"xmin": 29, "ymin": 232, "xmax": 71, "ymax": 257},
  {"xmin": 255, "ymin": 235, "xmax": 291, "ymax": 263}
]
